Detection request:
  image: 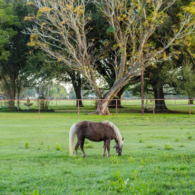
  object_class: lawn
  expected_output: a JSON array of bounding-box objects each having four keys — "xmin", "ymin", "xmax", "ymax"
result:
[{"xmin": 0, "ymin": 112, "xmax": 195, "ymax": 194}]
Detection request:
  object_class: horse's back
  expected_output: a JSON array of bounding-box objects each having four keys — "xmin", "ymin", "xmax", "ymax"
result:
[{"xmin": 75, "ymin": 121, "xmax": 114, "ymax": 141}]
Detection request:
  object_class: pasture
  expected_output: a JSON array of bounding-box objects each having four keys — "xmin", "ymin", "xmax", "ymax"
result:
[{"xmin": 0, "ymin": 112, "xmax": 195, "ymax": 194}]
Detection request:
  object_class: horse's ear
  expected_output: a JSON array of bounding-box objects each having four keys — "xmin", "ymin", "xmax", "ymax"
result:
[{"xmin": 122, "ymin": 137, "xmax": 124, "ymax": 141}]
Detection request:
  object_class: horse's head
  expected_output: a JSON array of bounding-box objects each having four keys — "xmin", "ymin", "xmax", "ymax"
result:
[{"xmin": 113, "ymin": 138, "xmax": 124, "ymax": 156}]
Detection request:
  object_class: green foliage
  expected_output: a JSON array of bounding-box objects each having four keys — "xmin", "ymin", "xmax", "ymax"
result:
[
  {"xmin": 175, "ymin": 60, "xmax": 195, "ymax": 99},
  {"xmin": 24, "ymin": 142, "xmax": 29, "ymax": 148},
  {"xmin": 175, "ymin": 138, "xmax": 180, "ymax": 142},
  {"xmin": 107, "ymin": 170, "xmax": 129, "ymax": 193},
  {"xmin": 139, "ymin": 139, "xmax": 144, "ymax": 143},
  {"xmin": 0, "ymin": 0, "xmax": 20, "ymax": 60},
  {"xmin": 55, "ymin": 143, "xmax": 63, "ymax": 151},
  {"xmin": 84, "ymin": 139, "xmax": 94, "ymax": 148},
  {"xmin": 146, "ymin": 143, "xmax": 153, "ymax": 148},
  {"xmin": 128, "ymin": 156, "xmax": 135, "ymax": 163},
  {"xmin": 110, "ymin": 156, "xmax": 119, "ymax": 166},
  {"xmin": 164, "ymin": 144, "xmax": 173, "ymax": 150},
  {"xmin": 188, "ymin": 135, "xmax": 193, "ymax": 140},
  {"xmin": 180, "ymin": 143, "xmax": 185, "ymax": 147}
]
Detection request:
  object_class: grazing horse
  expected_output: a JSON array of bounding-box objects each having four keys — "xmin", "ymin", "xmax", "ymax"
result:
[{"xmin": 69, "ymin": 120, "xmax": 124, "ymax": 157}]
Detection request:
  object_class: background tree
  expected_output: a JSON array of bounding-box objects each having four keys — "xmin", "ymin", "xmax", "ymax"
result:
[
  {"xmin": 0, "ymin": 0, "xmax": 36, "ymax": 109},
  {"xmin": 24, "ymin": 0, "xmax": 195, "ymax": 115}
]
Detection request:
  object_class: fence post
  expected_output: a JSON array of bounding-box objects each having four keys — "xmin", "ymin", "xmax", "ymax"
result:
[
  {"xmin": 153, "ymin": 99, "xmax": 155, "ymax": 116},
  {"xmin": 38, "ymin": 100, "xmax": 40, "ymax": 119},
  {"xmin": 78, "ymin": 100, "xmax": 79, "ymax": 118},
  {"xmin": 116, "ymin": 99, "xmax": 118, "ymax": 117},
  {"xmin": 189, "ymin": 99, "xmax": 191, "ymax": 115}
]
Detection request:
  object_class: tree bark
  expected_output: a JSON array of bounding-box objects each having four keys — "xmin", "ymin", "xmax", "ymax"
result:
[
  {"xmin": 109, "ymin": 87, "xmax": 125, "ymax": 108},
  {"xmin": 75, "ymin": 86, "xmax": 84, "ymax": 107},
  {"xmin": 90, "ymin": 73, "xmax": 132, "ymax": 115},
  {"xmin": 153, "ymin": 84, "xmax": 168, "ymax": 112},
  {"xmin": 70, "ymin": 72, "xmax": 84, "ymax": 107}
]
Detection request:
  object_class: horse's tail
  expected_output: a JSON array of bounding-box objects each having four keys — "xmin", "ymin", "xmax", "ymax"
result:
[{"xmin": 69, "ymin": 123, "xmax": 77, "ymax": 156}]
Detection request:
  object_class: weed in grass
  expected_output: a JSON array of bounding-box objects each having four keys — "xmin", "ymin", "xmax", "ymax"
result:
[
  {"xmin": 55, "ymin": 143, "xmax": 63, "ymax": 151},
  {"xmin": 164, "ymin": 144, "xmax": 173, "ymax": 150},
  {"xmin": 138, "ymin": 133, "xmax": 141, "ymax": 135},
  {"xmin": 146, "ymin": 157, "xmax": 154, "ymax": 163},
  {"xmin": 154, "ymin": 167, "xmax": 160, "ymax": 174},
  {"xmin": 180, "ymin": 126, "xmax": 183, "ymax": 130},
  {"xmin": 140, "ymin": 158, "xmax": 145, "ymax": 165},
  {"xmin": 47, "ymin": 145, "xmax": 50, "ymax": 150},
  {"xmin": 78, "ymin": 140, "xmax": 94, "ymax": 148},
  {"xmin": 41, "ymin": 141, "xmax": 43, "ymax": 145},
  {"xmin": 139, "ymin": 139, "xmax": 144, "ymax": 143},
  {"xmin": 22, "ymin": 190, "xmax": 44, "ymax": 195},
  {"xmin": 38, "ymin": 146, "xmax": 41, "ymax": 150},
  {"xmin": 110, "ymin": 156, "xmax": 119, "ymax": 166},
  {"xmin": 107, "ymin": 170, "xmax": 129, "ymax": 193},
  {"xmin": 188, "ymin": 135, "xmax": 193, "ymax": 140},
  {"xmin": 24, "ymin": 142, "xmax": 29, "ymax": 148},
  {"xmin": 187, "ymin": 132, "xmax": 190, "ymax": 135},
  {"xmin": 180, "ymin": 143, "xmax": 185, "ymax": 147},
  {"xmin": 85, "ymin": 140, "xmax": 94, "ymax": 148},
  {"xmin": 175, "ymin": 138, "xmax": 179, "ymax": 142},
  {"xmin": 132, "ymin": 170, "xmax": 139, "ymax": 180},
  {"xmin": 146, "ymin": 143, "xmax": 153, "ymax": 148},
  {"xmin": 128, "ymin": 156, "xmax": 135, "ymax": 163}
]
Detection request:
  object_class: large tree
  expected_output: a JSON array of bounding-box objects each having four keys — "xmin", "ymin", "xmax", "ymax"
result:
[
  {"xmin": 0, "ymin": 0, "xmax": 35, "ymax": 109},
  {"xmin": 24, "ymin": 0, "xmax": 195, "ymax": 115}
]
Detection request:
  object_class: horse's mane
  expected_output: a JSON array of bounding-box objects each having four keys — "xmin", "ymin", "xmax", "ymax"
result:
[{"xmin": 102, "ymin": 120, "xmax": 123, "ymax": 147}]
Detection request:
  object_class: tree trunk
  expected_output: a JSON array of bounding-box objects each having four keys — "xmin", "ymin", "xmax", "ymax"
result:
[
  {"xmin": 75, "ymin": 86, "xmax": 84, "ymax": 107},
  {"xmin": 109, "ymin": 87, "xmax": 125, "ymax": 108},
  {"xmin": 17, "ymin": 89, "xmax": 20, "ymax": 111},
  {"xmin": 153, "ymin": 84, "xmax": 168, "ymax": 112},
  {"xmin": 68, "ymin": 71, "xmax": 84, "ymax": 107},
  {"xmin": 189, "ymin": 98, "xmax": 193, "ymax": 105}
]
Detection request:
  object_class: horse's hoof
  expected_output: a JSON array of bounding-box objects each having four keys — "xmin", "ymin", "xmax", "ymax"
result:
[
  {"xmin": 83, "ymin": 155, "xmax": 87, "ymax": 157},
  {"xmin": 102, "ymin": 155, "xmax": 106, "ymax": 157}
]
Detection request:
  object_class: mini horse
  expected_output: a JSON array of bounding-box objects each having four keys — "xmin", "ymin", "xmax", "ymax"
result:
[{"xmin": 69, "ymin": 120, "xmax": 124, "ymax": 157}]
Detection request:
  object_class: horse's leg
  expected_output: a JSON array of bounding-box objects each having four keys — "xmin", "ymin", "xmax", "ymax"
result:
[
  {"xmin": 106, "ymin": 139, "xmax": 111, "ymax": 157},
  {"xmin": 80, "ymin": 139, "xmax": 87, "ymax": 157},
  {"xmin": 75, "ymin": 139, "xmax": 82, "ymax": 156},
  {"xmin": 102, "ymin": 141, "xmax": 106, "ymax": 157}
]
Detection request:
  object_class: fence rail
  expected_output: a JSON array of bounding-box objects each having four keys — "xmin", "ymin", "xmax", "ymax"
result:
[{"xmin": 0, "ymin": 98, "xmax": 194, "ymax": 118}]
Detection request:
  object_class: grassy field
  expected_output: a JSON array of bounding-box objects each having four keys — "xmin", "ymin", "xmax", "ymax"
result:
[{"xmin": 0, "ymin": 112, "xmax": 195, "ymax": 195}]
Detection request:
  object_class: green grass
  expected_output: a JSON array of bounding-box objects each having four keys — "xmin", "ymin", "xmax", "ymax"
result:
[{"xmin": 0, "ymin": 112, "xmax": 195, "ymax": 194}]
